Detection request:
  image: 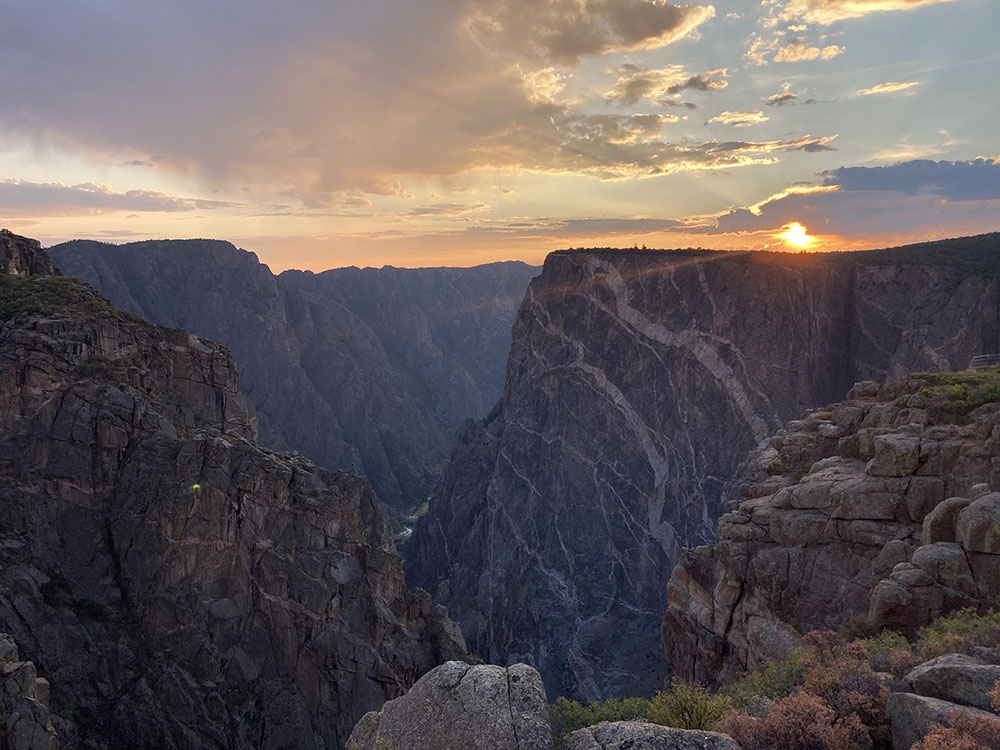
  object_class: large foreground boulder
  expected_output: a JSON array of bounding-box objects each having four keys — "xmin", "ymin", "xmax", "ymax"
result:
[
  {"xmin": 886, "ymin": 692, "xmax": 998, "ymax": 750},
  {"xmin": 562, "ymin": 721, "xmax": 738, "ymax": 750},
  {"xmin": 904, "ymin": 653, "xmax": 1000, "ymax": 711},
  {"xmin": 346, "ymin": 661, "xmax": 552, "ymax": 750}
]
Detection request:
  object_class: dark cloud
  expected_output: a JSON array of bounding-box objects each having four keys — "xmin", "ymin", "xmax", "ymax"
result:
[
  {"xmin": 606, "ymin": 65, "xmax": 727, "ymax": 106},
  {"xmin": 692, "ymin": 157, "xmax": 1000, "ymax": 238},
  {"xmin": 470, "ymin": 0, "xmax": 716, "ymax": 65},
  {"xmin": 821, "ymin": 159, "xmax": 1000, "ymax": 200},
  {"xmin": 765, "ymin": 83, "xmax": 798, "ymax": 106}
]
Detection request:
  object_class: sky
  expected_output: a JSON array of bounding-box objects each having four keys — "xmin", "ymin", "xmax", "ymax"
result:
[{"xmin": 1, "ymin": 0, "xmax": 998, "ymax": 271}]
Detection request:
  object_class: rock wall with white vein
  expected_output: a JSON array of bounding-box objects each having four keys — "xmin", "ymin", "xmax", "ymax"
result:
[{"xmin": 408, "ymin": 238, "xmax": 1000, "ymax": 702}]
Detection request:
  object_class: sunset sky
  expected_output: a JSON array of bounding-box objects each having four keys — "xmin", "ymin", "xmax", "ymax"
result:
[{"xmin": 1, "ymin": 0, "xmax": 998, "ymax": 270}]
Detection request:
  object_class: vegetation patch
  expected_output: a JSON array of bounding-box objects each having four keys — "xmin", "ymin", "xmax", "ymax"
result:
[
  {"xmin": 0, "ymin": 274, "xmax": 143, "ymax": 323},
  {"xmin": 789, "ymin": 463, "xmax": 812, "ymax": 485},
  {"xmin": 911, "ymin": 366, "xmax": 1000, "ymax": 422}
]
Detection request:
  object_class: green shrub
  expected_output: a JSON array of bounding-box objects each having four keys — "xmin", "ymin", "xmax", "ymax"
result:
[
  {"xmin": 912, "ymin": 367, "xmax": 1000, "ymax": 422},
  {"xmin": 648, "ymin": 683, "xmax": 730, "ymax": 731},
  {"xmin": 863, "ymin": 630, "xmax": 911, "ymax": 674},
  {"xmin": 789, "ymin": 463, "xmax": 812, "ymax": 484},
  {"xmin": 722, "ymin": 651, "xmax": 804, "ymax": 712},
  {"xmin": 917, "ymin": 608, "xmax": 1000, "ymax": 657},
  {"xmin": 549, "ymin": 695, "xmax": 650, "ymax": 739}
]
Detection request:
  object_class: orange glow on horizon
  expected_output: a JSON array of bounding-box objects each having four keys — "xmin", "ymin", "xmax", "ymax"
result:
[{"xmin": 778, "ymin": 222, "xmax": 814, "ymax": 249}]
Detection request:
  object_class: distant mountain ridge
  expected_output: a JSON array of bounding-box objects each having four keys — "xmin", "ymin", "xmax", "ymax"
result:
[{"xmin": 49, "ymin": 239, "xmax": 539, "ymax": 510}]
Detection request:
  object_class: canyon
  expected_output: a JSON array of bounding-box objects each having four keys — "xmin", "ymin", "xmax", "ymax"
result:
[
  {"xmin": 49, "ymin": 239, "xmax": 538, "ymax": 511},
  {"xmin": 0, "ymin": 232, "xmax": 467, "ymax": 749},
  {"xmin": 408, "ymin": 236, "xmax": 1000, "ymax": 702}
]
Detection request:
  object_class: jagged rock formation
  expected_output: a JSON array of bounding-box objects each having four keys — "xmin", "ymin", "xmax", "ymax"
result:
[
  {"xmin": 409, "ymin": 235, "xmax": 1000, "ymax": 701},
  {"xmin": 0, "ymin": 233, "xmax": 467, "ymax": 748},
  {"xmin": 0, "ymin": 633, "xmax": 58, "ymax": 750},
  {"xmin": 0, "ymin": 231, "xmax": 55, "ymax": 277},
  {"xmin": 346, "ymin": 661, "xmax": 552, "ymax": 750},
  {"xmin": 665, "ymin": 377, "xmax": 1000, "ymax": 686},
  {"xmin": 561, "ymin": 722, "xmax": 739, "ymax": 750},
  {"xmin": 48, "ymin": 239, "xmax": 538, "ymax": 509}
]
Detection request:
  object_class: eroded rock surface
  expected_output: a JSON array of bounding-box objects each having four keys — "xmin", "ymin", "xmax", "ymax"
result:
[
  {"xmin": 0, "ymin": 633, "xmax": 57, "ymax": 750},
  {"xmin": 346, "ymin": 661, "xmax": 552, "ymax": 750},
  {"xmin": 49, "ymin": 238, "xmax": 538, "ymax": 509},
  {"xmin": 562, "ymin": 721, "xmax": 738, "ymax": 750},
  {"xmin": 665, "ymin": 378, "xmax": 1000, "ymax": 685},
  {"xmin": 0, "ymin": 233, "xmax": 467, "ymax": 748},
  {"xmin": 411, "ymin": 237, "xmax": 1000, "ymax": 700}
]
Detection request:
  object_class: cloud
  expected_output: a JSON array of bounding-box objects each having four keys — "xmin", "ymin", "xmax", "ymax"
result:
[
  {"xmin": 821, "ymin": 158, "xmax": 1000, "ymax": 200},
  {"xmin": 707, "ymin": 110, "xmax": 769, "ymax": 126},
  {"xmin": 778, "ymin": 0, "xmax": 959, "ymax": 25},
  {"xmin": 0, "ymin": 179, "xmax": 241, "ymax": 216},
  {"xmin": 0, "ymin": 1, "xmax": 728, "ymax": 207},
  {"xmin": 773, "ymin": 39, "xmax": 844, "ymax": 61},
  {"xmin": 857, "ymin": 81, "xmax": 920, "ymax": 96},
  {"xmin": 765, "ymin": 82, "xmax": 798, "ymax": 106},
  {"xmin": 406, "ymin": 201, "xmax": 491, "ymax": 216},
  {"xmin": 605, "ymin": 65, "xmax": 728, "ymax": 106},
  {"xmin": 468, "ymin": 0, "xmax": 716, "ymax": 65},
  {"xmin": 692, "ymin": 157, "xmax": 1000, "ymax": 239}
]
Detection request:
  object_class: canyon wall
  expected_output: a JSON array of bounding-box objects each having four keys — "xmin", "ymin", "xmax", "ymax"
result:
[
  {"xmin": 49, "ymin": 239, "xmax": 538, "ymax": 510},
  {"xmin": 408, "ymin": 236, "xmax": 1000, "ymax": 701},
  {"xmin": 1, "ymin": 234, "xmax": 466, "ymax": 748}
]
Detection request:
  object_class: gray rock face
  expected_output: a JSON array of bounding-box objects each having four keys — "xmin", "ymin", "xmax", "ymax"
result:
[
  {"xmin": 48, "ymin": 239, "xmax": 538, "ymax": 509},
  {"xmin": 345, "ymin": 661, "xmax": 552, "ymax": 750},
  {"xmin": 664, "ymin": 377, "xmax": 1000, "ymax": 686},
  {"xmin": 0, "ymin": 231, "xmax": 55, "ymax": 277},
  {"xmin": 562, "ymin": 722, "xmax": 738, "ymax": 750},
  {"xmin": 904, "ymin": 654, "xmax": 1000, "ymax": 712},
  {"xmin": 0, "ymin": 634, "xmax": 57, "ymax": 750},
  {"xmin": 0, "ymin": 234, "xmax": 468, "ymax": 748},
  {"xmin": 410, "ymin": 238, "xmax": 1000, "ymax": 700},
  {"xmin": 886, "ymin": 692, "xmax": 998, "ymax": 750}
]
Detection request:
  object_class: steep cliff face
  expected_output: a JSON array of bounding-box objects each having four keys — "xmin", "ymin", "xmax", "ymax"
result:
[
  {"xmin": 0, "ymin": 233, "xmax": 467, "ymax": 749},
  {"xmin": 408, "ymin": 236, "xmax": 1000, "ymax": 702},
  {"xmin": 48, "ymin": 239, "xmax": 538, "ymax": 509},
  {"xmin": 665, "ymin": 376, "xmax": 1000, "ymax": 686}
]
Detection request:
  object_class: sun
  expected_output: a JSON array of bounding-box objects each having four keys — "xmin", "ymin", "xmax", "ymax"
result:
[{"xmin": 779, "ymin": 222, "xmax": 814, "ymax": 249}]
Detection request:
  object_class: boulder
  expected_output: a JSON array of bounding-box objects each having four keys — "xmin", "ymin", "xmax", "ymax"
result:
[
  {"xmin": 956, "ymin": 492, "xmax": 1000, "ymax": 554},
  {"xmin": 921, "ymin": 497, "xmax": 971, "ymax": 545},
  {"xmin": 887, "ymin": 692, "xmax": 997, "ymax": 750},
  {"xmin": 561, "ymin": 721, "xmax": 739, "ymax": 750},
  {"xmin": 904, "ymin": 653, "xmax": 1000, "ymax": 711},
  {"xmin": 867, "ymin": 435, "xmax": 920, "ymax": 477},
  {"xmin": 346, "ymin": 661, "xmax": 552, "ymax": 750}
]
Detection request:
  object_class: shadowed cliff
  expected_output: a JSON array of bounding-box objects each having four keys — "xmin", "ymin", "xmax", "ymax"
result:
[{"xmin": 48, "ymin": 239, "xmax": 539, "ymax": 510}]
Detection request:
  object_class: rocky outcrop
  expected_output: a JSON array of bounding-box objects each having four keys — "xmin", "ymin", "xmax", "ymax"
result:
[
  {"xmin": 49, "ymin": 239, "xmax": 538, "ymax": 509},
  {"xmin": 0, "ymin": 231, "xmax": 55, "ymax": 277},
  {"xmin": 664, "ymin": 376, "xmax": 1000, "ymax": 686},
  {"xmin": 0, "ymin": 633, "xmax": 57, "ymax": 750},
  {"xmin": 0, "ymin": 233, "xmax": 467, "ymax": 748},
  {"xmin": 903, "ymin": 654, "xmax": 1000, "ymax": 713},
  {"xmin": 887, "ymin": 653, "xmax": 1000, "ymax": 750},
  {"xmin": 561, "ymin": 722, "xmax": 738, "ymax": 750},
  {"xmin": 346, "ymin": 661, "xmax": 552, "ymax": 750},
  {"xmin": 410, "ymin": 235, "xmax": 1000, "ymax": 701}
]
